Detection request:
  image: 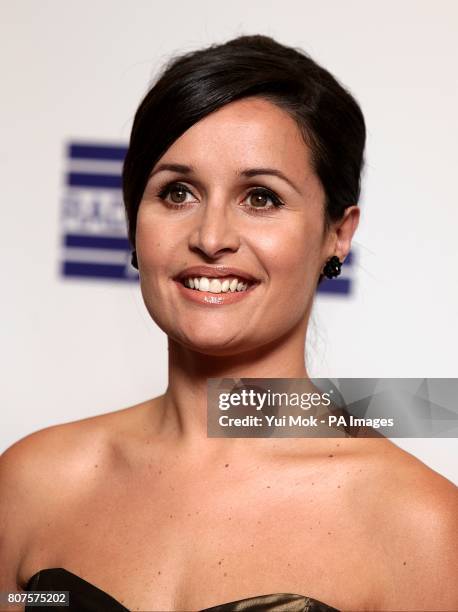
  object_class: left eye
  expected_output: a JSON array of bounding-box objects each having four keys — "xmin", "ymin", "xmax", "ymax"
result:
[{"xmin": 246, "ymin": 188, "xmax": 284, "ymax": 210}]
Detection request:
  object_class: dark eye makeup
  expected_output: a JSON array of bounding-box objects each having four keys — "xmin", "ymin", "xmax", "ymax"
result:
[{"xmin": 155, "ymin": 181, "xmax": 285, "ymax": 214}]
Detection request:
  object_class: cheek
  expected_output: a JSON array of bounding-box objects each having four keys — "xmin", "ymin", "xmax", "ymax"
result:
[
  {"xmin": 136, "ymin": 208, "xmax": 173, "ymax": 273},
  {"xmin": 255, "ymin": 218, "xmax": 323, "ymax": 287},
  {"xmin": 135, "ymin": 214, "xmax": 173, "ymax": 317}
]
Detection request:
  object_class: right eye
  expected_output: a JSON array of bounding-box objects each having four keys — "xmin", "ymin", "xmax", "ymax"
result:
[{"xmin": 156, "ymin": 182, "xmax": 197, "ymax": 208}]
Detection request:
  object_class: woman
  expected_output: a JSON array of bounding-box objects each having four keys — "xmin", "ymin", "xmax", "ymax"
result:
[{"xmin": 1, "ymin": 34, "xmax": 457, "ymax": 612}]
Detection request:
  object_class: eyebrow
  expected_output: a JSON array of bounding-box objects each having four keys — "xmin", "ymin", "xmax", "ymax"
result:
[{"xmin": 149, "ymin": 163, "xmax": 301, "ymax": 194}]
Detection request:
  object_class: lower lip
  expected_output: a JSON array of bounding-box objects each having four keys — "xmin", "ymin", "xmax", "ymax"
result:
[{"xmin": 173, "ymin": 280, "xmax": 259, "ymax": 305}]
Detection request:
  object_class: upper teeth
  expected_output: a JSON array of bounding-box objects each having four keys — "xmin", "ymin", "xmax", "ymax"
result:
[{"xmin": 183, "ymin": 276, "xmax": 250, "ymax": 293}]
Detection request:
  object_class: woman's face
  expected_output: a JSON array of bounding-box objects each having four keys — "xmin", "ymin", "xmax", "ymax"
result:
[{"xmin": 136, "ymin": 97, "xmax": 341, "ymax": 355}]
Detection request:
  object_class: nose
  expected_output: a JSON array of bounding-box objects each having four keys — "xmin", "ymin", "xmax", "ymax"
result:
[{"xmin": 188, "ymin": 198, "xmax": 240, "ymax": 259}]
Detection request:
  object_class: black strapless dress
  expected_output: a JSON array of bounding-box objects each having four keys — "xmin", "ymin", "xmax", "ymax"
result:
[{"xmin": 25, "ymin": 568, "xmax": 340, "ymax": 611}]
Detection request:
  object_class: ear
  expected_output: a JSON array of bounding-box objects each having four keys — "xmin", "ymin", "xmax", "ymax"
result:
[{"xmin": 327, "ymin": 205, "xmax": 360, "ymax": 262}]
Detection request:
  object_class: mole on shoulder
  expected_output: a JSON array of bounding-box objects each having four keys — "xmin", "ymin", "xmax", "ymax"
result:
[{"xmin": 224, "ymin": 463, "xmax": 229, "ymax": 467}]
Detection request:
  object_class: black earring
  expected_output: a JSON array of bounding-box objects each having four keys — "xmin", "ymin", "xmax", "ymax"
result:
[
  {"xmin": 323, "ymin": 255, "xmax": 342, "ymax": 279},
  {"xmin": 131, "ymin": 250, "xmax": 138, "ymax": 270}
]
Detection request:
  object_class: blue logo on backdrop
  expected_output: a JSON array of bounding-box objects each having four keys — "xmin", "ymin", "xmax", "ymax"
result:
[
  {"xmin": 61, "ymin": 141, "xmax": 353, "ymax": 294},
  {"xmin": 61, "ymin": 142, "xmax": 135, "ymax": 281}
]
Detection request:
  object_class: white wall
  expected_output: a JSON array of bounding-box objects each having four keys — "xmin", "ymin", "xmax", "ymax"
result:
[{"xmin": 1, "ymin": 0, "xmax": 456, "ymax": 482}]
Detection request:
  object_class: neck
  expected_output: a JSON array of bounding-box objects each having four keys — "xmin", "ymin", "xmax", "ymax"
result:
[{"xmin": 158, "ymin": 317, "xmax": 311, "ymax": 451}]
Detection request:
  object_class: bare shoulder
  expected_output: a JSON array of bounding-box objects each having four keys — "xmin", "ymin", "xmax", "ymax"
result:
[
  {"xmin": 0, "ymin": 403, "xmax": 137, "ymax": 487},
  {"xmin": 0, "ymin": 398, "xmax": 156, "ymax": 589},
  {"xmin": 362, "ymin": 439, "xmax": 458, "ymax": 611}
]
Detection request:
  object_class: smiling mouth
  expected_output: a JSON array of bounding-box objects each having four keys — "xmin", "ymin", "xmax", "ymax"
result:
[{"xmin": 179, "ymin": 275, "xmax": 256, "ymax": 293}]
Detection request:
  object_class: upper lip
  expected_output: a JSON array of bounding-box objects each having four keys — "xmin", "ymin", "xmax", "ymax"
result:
[{"xmin": 174, "ymin": 265, "xmax": 259, "ymax": 283}]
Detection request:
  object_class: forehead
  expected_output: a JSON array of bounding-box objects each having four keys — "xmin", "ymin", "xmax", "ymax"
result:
[{"xmin": 155, "ymin": 97, "xmax": 314, "ymax": 182}]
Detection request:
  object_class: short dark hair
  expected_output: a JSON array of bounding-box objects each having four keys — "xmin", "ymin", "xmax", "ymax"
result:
[{"xmin": 122, "ymin": 34, "xmax": 366, "ymax": 248}]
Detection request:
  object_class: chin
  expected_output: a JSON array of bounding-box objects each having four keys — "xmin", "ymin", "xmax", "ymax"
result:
[{"xmin": 173, "ymin": 328, "xmax": 255, "ymax": 357}]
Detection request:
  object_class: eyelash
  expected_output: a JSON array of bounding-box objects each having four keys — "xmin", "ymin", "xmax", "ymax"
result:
[{"xmin": 155, "ymin": 181, "xmax": 285, "ymax": 214}]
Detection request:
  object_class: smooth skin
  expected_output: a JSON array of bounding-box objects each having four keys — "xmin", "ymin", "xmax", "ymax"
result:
[{"xmin": 1, "ymin": 97, "xmax": 457, "ymax": 612}]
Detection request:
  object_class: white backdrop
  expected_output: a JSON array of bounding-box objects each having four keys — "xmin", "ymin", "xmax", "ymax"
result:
[{"xmin": 1, "ymin": 0, "xmax": 457, "ymax": 482}]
